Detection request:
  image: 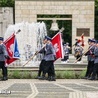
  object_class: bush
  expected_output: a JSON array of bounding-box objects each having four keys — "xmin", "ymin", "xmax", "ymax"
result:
[
  {"xmin": 0, "ymin": 0, "xmax": 14, "ymax": 7},
  {"xmin": 56, "ymin": 71, "xmax": 76, "ymax": 79},
  {"xmin": 0, "ymin": 70, "xmax": 86, "ymax": 79}
]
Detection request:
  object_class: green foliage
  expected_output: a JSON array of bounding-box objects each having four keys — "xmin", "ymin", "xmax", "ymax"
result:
[
  {"xmin": 56, "ymin": 71, "xmax": 76, "ymax": 79},
  {"xmin": 38, "ymin": 15, "xmax": 72, "ymax": 46},
  {"xmin": 0, "ymin": 0, "xmax": 14, "ymax": 7},
  {"xmin": 11, "ymin": 70, "xmax": 21, "ymax": 79},
  {"xmin": 8, "ymin": 70, "xmax": 37, "ymax": 79},
  {"xmin": 95, "ymin": 0, "xmax": 98, "ymax": 39},
  {"xmin": 79, "ymin": 70, "xmax": 86, "ymax": 79},
  {"xmin": 0, "ymin": 70, "xmax": 86, "ymax": 79}
]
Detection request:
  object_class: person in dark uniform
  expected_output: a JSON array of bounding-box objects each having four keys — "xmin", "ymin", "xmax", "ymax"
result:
[
  {"xmin": 89, "ymin": 40, "xmax": 98, "ymax": 80},
  {"xmin": 41, "ymin": 36, "xmax": 56, "ymax": 81},
  {"xmin": 0, "ymin": 37, "xmax": 9, "ymax": 81},
  {"xmin": 84, "ymin": 39, "xmax": 96, "ymax": 79},
  {"xmin": 61, "ymin": 43, "xmax": 70, "ymax": 63},
  {"xmin": 36, "ymin": 39, "xmax": 47, "ymax": 79}
]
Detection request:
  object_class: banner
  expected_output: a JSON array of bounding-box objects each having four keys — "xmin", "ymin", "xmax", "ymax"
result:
[
  {"xmin": 77, "ymin": 33, "xmax": 84, "ymax": 47},
  {"xmin": 4, "ymin": 34, "xmax": 20, "ymax": 65},
  {"xmin": 51, "ymin": 32, "xmax": 63, "ymax": 59}
]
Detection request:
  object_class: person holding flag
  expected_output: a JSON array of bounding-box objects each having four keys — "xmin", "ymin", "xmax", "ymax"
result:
[
  {"xmin": 39, "ymin": 36, "xmax": 56, "ymax": 81},
  {"xmin": 0, "ymin": 37, "xmax": 9, "ymax": 81}
]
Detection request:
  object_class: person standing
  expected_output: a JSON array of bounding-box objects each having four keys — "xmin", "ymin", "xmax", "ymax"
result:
[
  {"xmin": 89, "ymin": 40, "xmax": 98, "ymax": 80},
  {"xmin": 36, "ymin": 39, "xmax": 47, "ymax": 79},
  {"xmin": 41, "ymin": 36, "xmax": 56, "ymax": 81},
  {"xmin": 84, "ymin": 39, "xmax": 96, "ymax": 79},
  {"xmin": 62, "ymin": 42, "xmax": 70, "ymax": 63},
  {"xmin": 0, "ymin": 37, "xmax": 9, "ymax": 81}
]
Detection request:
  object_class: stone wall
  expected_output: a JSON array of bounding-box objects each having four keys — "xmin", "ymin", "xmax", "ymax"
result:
[
  {"xmin": 0, "ymin": 7, "xmax": 13, "ymax": 37},
  {"xmin": 15, "ymin": 0, "xmax": 94, "ymax": 51}
]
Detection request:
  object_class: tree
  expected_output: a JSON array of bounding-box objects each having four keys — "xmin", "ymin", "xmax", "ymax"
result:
[
  {"xmin": 0, "ymin": 0, "xmax": 14, "ymax": 7},
  {"xmin": 37, "ymin": 15, "xmax": 72, "ymax": 46}
]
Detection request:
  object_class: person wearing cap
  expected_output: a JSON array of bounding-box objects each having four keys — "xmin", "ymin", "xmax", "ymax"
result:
[
  {"xmin": 40, "ymin": 36, "xmax": 56, "ymax": 81},
  {"xmin": 0, "ymin": 37, "xmax": 9, "ymax": 81},
  {"xmin": 83, "ymin": 38, "xmax": 96, "ymax": 79},
  {"xmin": 89, "ymin": 40, "xmax": 98, "ymax": 80},
  {"xmin": 61, "ymin": 42, "xmax": 70, "ymax": 63},
  {"xmin": 74, "ymin": 38, "xmax": 79, "ymax": 46}
]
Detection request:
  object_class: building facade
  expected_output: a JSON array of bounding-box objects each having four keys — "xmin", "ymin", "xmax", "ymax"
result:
[{"xmin": 15, "ymin": 0, "xmax": 94, "ymax": 50}]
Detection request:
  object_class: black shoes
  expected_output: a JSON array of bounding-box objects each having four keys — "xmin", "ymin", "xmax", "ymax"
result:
[
  {"xmin": 82, "ymin": 76, "xmax": 90, "ymax": 79},
  {"xmin": 35, "ymin": 76, "xmax": 42, "ymax": 79},
  {"xmin": 88, "ymin": 77, "xmax": 95, "ymax": 80},
  {"xmin": 38, "ymin": 76, "xmax": 56, "ymax": 81},
  {"xmin": 39, "ymin": 76, "xmax": 46, "ymax": 80},
  {"xmin": 0, "ymin": 77, "xmax": 8, "ymax": 81},
  {"xmin": 48, "ymin": 77, "xmax": 56, "ymax": 81}
]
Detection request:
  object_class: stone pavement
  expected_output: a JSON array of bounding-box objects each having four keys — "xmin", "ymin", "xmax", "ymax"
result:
[{"xmin": 0, "ymin": 79, "xmax": 98, "ymax": 98}]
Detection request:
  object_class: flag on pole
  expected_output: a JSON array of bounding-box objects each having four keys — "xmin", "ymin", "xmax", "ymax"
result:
[
  {"xmin": 4, "ymin": 33, "xmax": 20, "ymax": 65},
  {"xmin": 51, "ymin": 32, "xmax": 63, "ymax": 59},
  {"xmin": 77, "ymin": 33, "xmax": 84, "ymax": 47}
]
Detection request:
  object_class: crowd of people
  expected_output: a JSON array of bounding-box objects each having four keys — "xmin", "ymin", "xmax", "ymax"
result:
[
  {"xmin": 1, "ymin": 34, "xmax": 98, "ymax": 81},
  {"xmin": 83, "ymin": 39, "xmax": 98, "ymax": 80},
  {"xmin": 61, "ymin": 39, "xmax": 83, "ymax": 64},
  {"xmin": 61, "ymin": 38, "xmax": 98, "ymax": 80},
  {"xmin": 36, "ymin": 36, "xmax": 98, "ymax": 81}
]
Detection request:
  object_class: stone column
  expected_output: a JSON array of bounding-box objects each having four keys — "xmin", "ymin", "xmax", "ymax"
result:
[{"xmin": 0, "ymin": 7, "xmax": 13, "ymax": 37}]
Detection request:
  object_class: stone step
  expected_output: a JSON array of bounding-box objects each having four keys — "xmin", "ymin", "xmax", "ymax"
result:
[
  {"xmin": 8, "ymin": 67, "xmax": 86, "ymax": 71},
  {"xmin": 55, "ymin": 58, "xmax": 87, "ymax": 63},
  {"xmin": 8, "ymin": 54, "xmax": 88, "ymax": 67},
  {"xmin": 55, "ymin": 63, "xmax": 87, "ymax": 68}
]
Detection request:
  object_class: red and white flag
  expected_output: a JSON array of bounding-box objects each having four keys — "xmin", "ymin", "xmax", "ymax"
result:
[
  {"xmin": 51, "ymin": 32, "xmax": 64, "ymax": 59},
  {"xmin": 4, "ymin": 33, "xmax": 20, "ymax": 65},
  {"xmin": 77, "ymin": 33, "xmax": 84, "ymax": 47}
]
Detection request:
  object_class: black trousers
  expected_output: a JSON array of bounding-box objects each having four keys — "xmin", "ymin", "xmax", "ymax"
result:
[
  {"xmin": 76, "ymin": 55, "xmax": 82, "ymax": 61},
  {"xmin": 43, "ymin": 61, "xmax": 55, "ymax": 77},
  {"xmin": 62, "ymin": 56, "xmax": 68, "ymax": 61},
  {"xmin": 85, "ymin": 61, "xmax": 94, "ymax": 77},
  {"xmin": 0, "ymin": 61, "xmax": 7, "ymax": 77},
  {"xmin": 92, "ymin": 63, "xmax": 98, "ymax": 79},
  {"xmin": 38, "ymin": 60, "xmax": 45, "ymax": 77}
]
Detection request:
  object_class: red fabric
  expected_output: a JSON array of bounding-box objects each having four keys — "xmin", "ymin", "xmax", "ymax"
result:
[
  {"xmin": 51, "ymin": 32, "xmax": 63, "ymax": 59},
  {"xmin": 4, "ymin": 34, "xmax": 17, "ymax": 65},
  {"xmin": 77, "ymin": 34, "xmax": 84, "ymax": 47}
]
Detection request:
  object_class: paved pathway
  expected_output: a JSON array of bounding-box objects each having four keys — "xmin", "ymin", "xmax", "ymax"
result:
[{"xmin": 0, "ymin": 79, "xmax": 98, "ymax": 98}]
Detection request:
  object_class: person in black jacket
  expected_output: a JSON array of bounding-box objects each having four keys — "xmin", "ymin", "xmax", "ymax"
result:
[{"xmin": 0, "ymin": 37, "xmax": 9, "ymax": 81}]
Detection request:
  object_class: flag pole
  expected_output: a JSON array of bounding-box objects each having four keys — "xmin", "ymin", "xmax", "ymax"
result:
[
  {"xmin": 73, "ymin": 46, "xmax": 93, "ymax": 63},
  {"xmin": 52, "ymin": 27, "xmax": 64, "ymax": 39},
  {"xmin": 4, "ymin": 29, "xmax": 21, "ymax": 43},
  {"xmin": 72, "ymin": 33, "xmax": 84, "ymax": 47},
  {"xmin": 22, "ymin": 48, "xmax": 43, "ymax": 67},
  {"xmin": 23, "ymin": 28, "xmax": 64, "ymax": 67},
  {"xmin": 15, "ymin": 29, "xmax": 21, "ymax": 34},
  {"xmin": 22, "ymin": 53, "xmax": 37, "ymax": 67}
]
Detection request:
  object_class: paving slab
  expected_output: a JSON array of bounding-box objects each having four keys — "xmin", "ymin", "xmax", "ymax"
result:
[{"xmin": 0, "ymin": 79, "xmax": 98, "ymax": 98}]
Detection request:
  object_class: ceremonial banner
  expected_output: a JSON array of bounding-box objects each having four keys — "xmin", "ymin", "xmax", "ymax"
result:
[
  {"xmin": 51, "ymin": 32, "xmax": 63, "ymax": 59},
  {"xmin": 77, "ymin": 33, "xmax": 84, "ymax": 47},
  {"xmin": 4, "ymin": 34, "xmax": 20, "ymax": 65}
]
